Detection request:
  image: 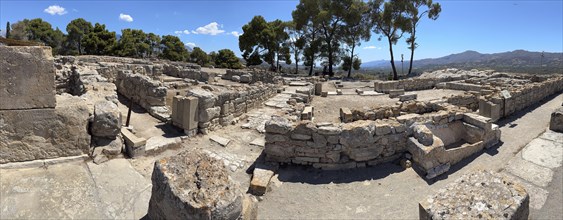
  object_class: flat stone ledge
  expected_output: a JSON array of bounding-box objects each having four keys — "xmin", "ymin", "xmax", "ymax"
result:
[
  {"xmin": 0, "ymin": 154, "xmax": 89, "ymax": 169},
  {"xmin": 419, "ymin": 170, "xmax": 529, "ymax": 220}
]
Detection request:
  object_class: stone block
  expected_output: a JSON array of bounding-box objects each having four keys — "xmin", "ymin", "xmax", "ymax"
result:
[
  {"xmin": 321, "ymin": 91, "xmax": 328, "ymax": 97},
  {"xmin": 148, "ymin": 150, "xmax": 243, "ymax": 220},
  {"xmin": 210, "ymin": 135, "xmax": 231, "ymax": 147},
  {"xmin": 121, "ymin": 128, "xmax": 146, "ymax": 158},
  {"xmin": 0, "ymin": 46, "xmax": 56, "ymax": 110},
  {"xmin": 399, "ymin": 94, "xmax": 417, "ymax": 102},
  {"xmin": 91, "ymin": 101, "xmax": 122, "ymax": 138},
  {"xmin": 340, "ymin": 108, "xmax": 353, "ymax": 123},
  {"xmin": 336, "ymin": 89, "xmax": 342, "ymax": 95},
  {"xmin": 301, "ymin": 106, "xmax": 314, "ymax": 120},
  {"xmin": 549, "ymin": 107, "xmax": 563, "ymax": 132},
  {"xmin": 265, "ymin": 116, "xmax": 292, "ymax": 134},
  {"xmin": 478, "ymin": 99, "xmax": 501, "ymax": 122},
  {"xmin": 419, "ymin": 170, "xmax": 529, "ymax": 220},
  {"xmin": 463, "ymin": 113, "xmax": 491, "ymax": 130},
  {"xmin": 171, "ymin": 96, "xmax": 199, "ymax": 131},
  {"xmin": 314, "ymin": 83, "xmax": 323, "ymax": 96},
  {"xmin": 240, "ymin": 74, "xmax": 252, "ymax": 83},
  {"xmin": 388, "ymin": 89, "xmax": 405, "ymax": 98},
  {"xmin": 0, "ymin": 96, "xmax": 91, "ymax": 164}
]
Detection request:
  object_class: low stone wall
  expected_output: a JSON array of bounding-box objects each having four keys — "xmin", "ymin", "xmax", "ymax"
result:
[
  {"xmin": 349, "ymin": 100, "xmax": 470, "ymax": 122},
  {"xmin": 264, "ymin": 117, "xmax": 408, "ymax": 170},
  {"xmin": 446, "ymin": 93, "xmax": 479, "ymax": 111},
  {"xmin": 116, "ymin": 70, "xmax": 167, "ymax": 111},
  {"xmin": 184, "ymin": 83, "xmax": 280, "ymax": 134},
  {"xmin": 480, "ymin": 76, "xmax": 563, "ymax": 121},
  {"xmin": 222, "ymin": 69, "xmax": 282, "ymax": 84},
  {"xmin": 374, "ymin": 76, "xmax": 463, "ymax": 93}
]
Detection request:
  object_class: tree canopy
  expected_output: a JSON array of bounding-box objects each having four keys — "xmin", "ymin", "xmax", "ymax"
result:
[{"xmin": 239, "ymin": 16, "xmax": 290, "ymax": 71}]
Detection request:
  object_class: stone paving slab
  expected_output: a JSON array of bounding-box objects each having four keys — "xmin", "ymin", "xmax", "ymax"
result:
[
  {"xmin": 0, "ymin": 159, "xmax": 151, "ymax": 219},
  {"xmin": 502, "ymin": 172, "xmax": 549, "ymax": 210},
  {"xmin": 522, "ymin": 138, "xmax": 563, "ymax": 169},
  {"xmin": 506, "ymin": 154, "xmax": 554, "ymax": 187},
  {"xmin": 539, "ymin": 130, "xmax": 563, "ymax": 143},
  {"xmin": 0, "ymin": 162, "xmax": 107, "ymax": 219},
  {"xmin": 86, "ymin": 159, "xmax": 152, "ymax": 219}
]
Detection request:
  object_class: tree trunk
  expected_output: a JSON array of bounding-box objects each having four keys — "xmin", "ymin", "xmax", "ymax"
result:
[
  {"xmin": 408, "ymin": 28, "xmax": 416, "ymax": 75},
  {"xmin": 308, "ymin": 54, "xmax": 314, "ymax": 76},
  {"xmin": 327, "ymin": 40, "xmax": 333, "ymax": 77},
  {"xmin": 347, "ymin": 45, "xmax": 355, "ymax": 78},
  {"xmin": 295, "ymin": 51, "xmax": 299, "ymax": 74},
  {"xmin": 387, "ymin": 37, "xmax": 398, "ymax": 80},
  {"xmin": 78, "ymin": 37, "xmax": 82, "ymax": 55}
]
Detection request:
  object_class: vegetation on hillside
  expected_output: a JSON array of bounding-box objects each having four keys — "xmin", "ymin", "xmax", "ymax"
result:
[{"xmin": 3, "ymin": 18, "xmax": 242, "ymax": 69}]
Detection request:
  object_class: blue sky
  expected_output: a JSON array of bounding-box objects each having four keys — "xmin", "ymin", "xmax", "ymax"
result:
[{"xmin": 1, "ymin": 0, "xmax": 562, "ymax": 63}]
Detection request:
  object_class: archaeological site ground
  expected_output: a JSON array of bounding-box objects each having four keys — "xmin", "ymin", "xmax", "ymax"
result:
[{"xmin": 1, "ymin": 45, "xmax": 562, "ymax": 219}]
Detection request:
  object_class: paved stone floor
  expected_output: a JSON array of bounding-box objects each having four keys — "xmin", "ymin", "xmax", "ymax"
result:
[{"xmin": 0, "ymin": 92, "xmax": 561, "ymax": 219}]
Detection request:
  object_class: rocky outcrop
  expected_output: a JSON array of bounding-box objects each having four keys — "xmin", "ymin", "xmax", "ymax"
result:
[{"xmin": 147, "ymin": 150, "xmax": 243, "ymax": 220}]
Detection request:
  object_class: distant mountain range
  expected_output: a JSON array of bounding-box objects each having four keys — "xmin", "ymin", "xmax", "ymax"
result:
[{"xmin": 362, "ymin": 50, "xmax": 563, "ymax": 73}]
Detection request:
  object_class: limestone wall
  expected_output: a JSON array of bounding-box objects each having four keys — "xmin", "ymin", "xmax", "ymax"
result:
[
  {"xmin": 374, "ymin": 76, "xmax": 463, "ymax": 93},
  {"xmin": 446, "ymin": 93, "xmax": 479, "ymax": 111},
  {"xmin": 349, "ymin": 100, "xmax": 470, "ymax": 122},
  {"xmin": 0, "ymin": 46, "xmax": 90, "ymax": 164},
  {"xmin": 480, "ymin": 76, "xmax": 563, "ymax": 120},
  {"xmin": 222, "ymin": 69, "xmax": 283, "ymax": 84},
  {"xmin": 115, "ymin": 70, "xmax": 167, "ymax": 111},
  {"xmin": 264, "ymin": 118, "xmax": 408, "ymax": 170},
  {"xmin": 185, "ymin": 84, "xmax": 279, "ymax": 134}
]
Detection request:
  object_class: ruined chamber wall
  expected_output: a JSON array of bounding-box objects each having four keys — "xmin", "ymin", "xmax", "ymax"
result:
[
  {"xmin": 115, "ymin": 70, "xmax": 167, "ymax": 111},
  {"xmin": 186, "ymin": 84, "xmax": 280, "ymax": 134},
  {"xmin": 0, "ymin": 46, "xmax": 90, "ymax": 164},
  {"xmin": 480, "ymin": 76, "xmax": 563, "ymax": 120}
]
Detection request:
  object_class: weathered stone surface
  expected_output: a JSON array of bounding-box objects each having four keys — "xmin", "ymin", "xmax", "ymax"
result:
[
  {"xmin": 121, "ymin": 128, "xmax": 146, "ymax": 158},
  {"xmin": 240, "ymin": 74, "xmax": 252, "ymax": 83},
  {"xmin": 250, "ymin": 167, "xmax": 274, "ymax": 196},
  {"xmin": 549, "ymin": 107, "xmax": 563, "ymax": 132},
  {"xmin": 210, "ymin": 135, "xmax": 231, "ymax": 147},
  {"xmin": 0, "ymin": 46, "xmax": 56, "ymax": 110},
  {"xmin": 412, "ymin": 125, "xmax": 433, "ymax": 146},
  {"xmin": 340, "ymin": 107, "xmax": 353, "ymax": 123},
  {"xmin": 91, "ymin": 101, "xmax": 122, "ymax": 138},
  {"xmin": 399, "ymin": 94, "xmax": 417, "ymax": 102},
  {"xmin": 265, "ymin": 116, "xmax": 292, "ymax": 134},
  {"xmin": 419, "ymin": 170, "xmax": 529, "ymax": 220},
  {"xmin": 148, "ymin": 150, "xmax": 243, "ymax": 220},
  {"xmin": 0, "ymin": 95, "xmax": 90, "ymax": 164},
  {"xmin": 521, "ymin": 138, "xmax": 562, "ymax": 169}
]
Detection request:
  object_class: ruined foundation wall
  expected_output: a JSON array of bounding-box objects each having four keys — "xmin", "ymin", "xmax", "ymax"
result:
[
  {"xmin": 222, "ymin": 69, "xmax": 283, "ymax": 84},
  {"xmin": 187, "ymin": 84, "xmax": 279, "ymax": 134},
  {"xmin": 481, "ymin": 76, "xmax": 563, "ymax": 120},
  {"xmin": 374, "ymin": 77, "xmax": 463, "ymax": 92},
  {"xmin": 0, "ymin": 46, "xmax": 90, "ymax": 164},
  {"xmin": 264, "ymin": 118, "xmax": 408, "ymax": 169},
  {"xmin": 115, "ymin": 70, "xmax": 167, "ymax": 110}
]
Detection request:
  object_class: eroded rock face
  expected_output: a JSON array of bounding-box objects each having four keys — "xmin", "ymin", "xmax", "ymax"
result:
[
  {"xmin": 0, "ymin": 95, "xmax": 91, "ymax": 163},
  {"xmin": 148, "ymin": 150, "xmax": 243, "ymax": 220},
  {"xmin": 91, "ymin": 101, "xmax": 122, "ymax": 138}
]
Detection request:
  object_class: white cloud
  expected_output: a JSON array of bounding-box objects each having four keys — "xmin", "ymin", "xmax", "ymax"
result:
[
  {"xmin": 192, "ymin": 22, "xmax": 225, "ymax": 35},
  {"xmin": 174, "ymin": 30, "xmax": 190, "ymax": 35},
  {"xmin": 363, "ymin": 46, "xmax": 382, "ymax": 50},
  {"xmin": 119, "ymin": 13, "xmax": 134, "ymax": 22},
  {"xmin": 230, "ymin": 31, "xmax": 242, "ymax": 37},
  {"xmin": 44, "ymin": 5, "xmax": 67, "ymax": 15},
  {"xmin": 185, "ymin": 42, "xmax": 196, "ymax": 48}
]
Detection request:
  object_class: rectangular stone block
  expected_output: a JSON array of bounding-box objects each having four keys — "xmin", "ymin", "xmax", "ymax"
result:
[
  {"xmin": 301, "ymin": 106, "xmax": 314, "ymax": 120},
  {"xmin": 314, "ymin": 83, "xmax": 323, "ymax": 96},
  {"xmin": 463, "ymin": 113, "xmax": 491, "ymax": 130},
  {"xmin": 340, "ymin": 107, "xmax": 353, "ymax": 123},
  {"xmin": 121, "ymin": 128, "xmax": 147, "ymax": 158},
  {"xmin": 171, "ymin": 96, "xmax": 199, "ymax": 131},
  {"xmin": 0, "ymin": 96, "xmax": 90, "ymax": 164},
  {"xmin": 399, "ymin": 94, "xmax": 417, "ymax": 102},
  {"xmin": 388, "ymin": 89, "xmax": 405, "ymax": 98},
  {"xmin": 0, "ymin": 46, "xmax": 56, "ymax": 110}
]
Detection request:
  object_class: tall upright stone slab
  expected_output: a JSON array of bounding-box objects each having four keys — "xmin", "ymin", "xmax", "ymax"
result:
[
  {"xmin": 0, "ymin": 46, "xmax": 56, "ymax": 110},
  {"xmin": 171, "ymin": 96, "xmax": 199, "ymax": 135}
]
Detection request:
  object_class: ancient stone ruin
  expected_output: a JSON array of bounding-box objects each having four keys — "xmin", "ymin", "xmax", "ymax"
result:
[{"xmin": 1, "ymin": 45, "xmax": 561, "ymax": 219}]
